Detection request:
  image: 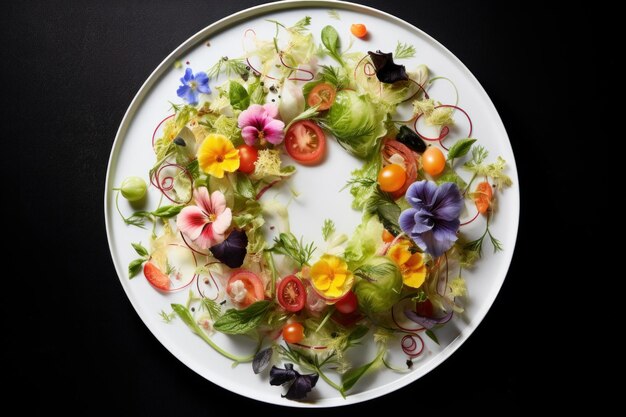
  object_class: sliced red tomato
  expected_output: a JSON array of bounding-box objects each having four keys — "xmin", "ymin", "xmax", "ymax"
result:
[
  {"xmin": 306, "ymin": 83, "xmax": 336, "ymax": 111},
  {"xmin": 277, "ymin": 275, "xmax": 306, "ymax": 312},
  {"xmin": 226, "ymin": 270, "xmax": 265, "ymax": 308},
  {"xmin": 335, "ymin": 291, "xmax": 358, "ymax": 314},
  {"xmin": 237, "ymin": 144, "xmax": 258, "ymax": 174},
  {"xmin": 284, "ymin": 120, "xmax": 326, "ymax": 165},
  {"xmin": 382, "ymin": 139, "xmax": 418, "ymax": 199},
  {"xmin": 143, "ymin": 261, "xmax": 171, "ymax": 291},
  {"xmin": 474, "ymin": 181, "xmax": 493, "ymax": 214}
]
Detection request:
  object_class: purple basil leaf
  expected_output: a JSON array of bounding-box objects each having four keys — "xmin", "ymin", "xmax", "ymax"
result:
[
  {"xmin": 367, "ymin": 50, "xmax": 408, "ymax": 84},
  {"xmin": 284, "ymin": 373, "xmax": 319, "ymax": 400},
  {"xmin": 252, "ymin": 348, "xmax": 273, "ymax": 374},
  {"xmin": 269, "ymin": 364, "xmax": 298, "ymax": 386},
  {"xmin": 210, "ymin": 230, "xmax": 248, "ymax": 268},
  {"xmin": 404, "ymin": 309, "xmax": 453, "ymax": 329}
]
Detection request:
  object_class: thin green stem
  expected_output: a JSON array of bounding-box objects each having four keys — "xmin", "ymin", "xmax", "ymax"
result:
[
  {"xmin": 315, "ymin": 307, "xmax": 335, "ymax": 332},
  {"xmin": 428, "ymin": 76, "xmax": 459, "ymax": 107},
  {"xmin": 316, "ymin": 367, "xmax": 344, "ymax": 397},
  {"xmin": 463, "ymin": 173, "xmax": 478, "ymax": 196},
  {"xmin": 194, "ymin": 327, "xmax": 256, "ymax": 364},
  {"xmin": 263, "ymin": 251, "xmax": 278, "ymax": 297}
]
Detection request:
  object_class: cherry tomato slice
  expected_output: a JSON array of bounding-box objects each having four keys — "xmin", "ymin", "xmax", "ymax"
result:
[
  {"xmin": 422, "ymin": 146, "xmax": 446, "ymax": 176},
  {"xmin": 143, "ymin": 261, "xmax": 170, "ymax": 291},
  {"xmin": 382, "ymin": 140, "xmax": 418, "ymax": 199},
  {"xmin": 474, "ymin": 181, "xmax": 493, "ymax": 214},
  {"xmin": 284, "ymin": 120, "xmax": 326, "ymax": 165},
  {"xmin": 282, "ymin": 322, "xmax": 305, "ymax": 343},
  {"xmin": 277, "ymin": 275, "xmax": 306, "ymax": 312},
  {"xmin": 226, "ymin": 270, "xmax": 265, "ymax": 308},
  {"xmin": 335, "ymin": 291, "xmax": 358, "ymax": 314},
  {"xmin": 306, "ymin": 83, "xmax": 336, "ymax": 111},
  {"xmin": 237, "ymin": 144, "xmax": 258, "ymax": 174},
  {"xmin": 378, "ymin": 164, "xmax": 407, "ymax": 193}
]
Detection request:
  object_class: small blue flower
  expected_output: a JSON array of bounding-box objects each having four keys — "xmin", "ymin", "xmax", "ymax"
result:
[
  {"xmin": 176, "ymin": 68, "xmax": 211, "ymax": 105},
  {"xmin": 399, "ymin": 180, "xmax": 463, "ymax": 257}
]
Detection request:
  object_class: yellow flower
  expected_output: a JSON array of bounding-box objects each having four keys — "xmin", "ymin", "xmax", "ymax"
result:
[
  {"xmin": 388, "ymin": 240, "xmax": 427, "ymax": 288},
  {"xmin": 197, "ymin": 134, "xmax": 240, "ymax": 178},
  {"xmin": 310, "ymin": 254, "xmax": 354, "ymax": 299}
]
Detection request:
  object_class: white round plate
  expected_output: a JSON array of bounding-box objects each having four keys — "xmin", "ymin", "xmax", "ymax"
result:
[{"xmin": 105, "ymin": 0, "xmax": 519, "ymax": 407}]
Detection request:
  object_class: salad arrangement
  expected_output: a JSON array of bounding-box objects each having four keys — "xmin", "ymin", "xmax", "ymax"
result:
[{"xmin": 114, "ymin": 13, "xmax": 512, "ymax": 401}]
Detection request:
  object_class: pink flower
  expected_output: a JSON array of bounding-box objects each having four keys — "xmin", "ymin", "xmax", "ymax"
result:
[
  {"xmin": 176, "ymin": 187, "xmax": 232, "ymax": 249},
  {"xmin": 238, "ymin": 104, "xmax": 285, "ymax": 146}
]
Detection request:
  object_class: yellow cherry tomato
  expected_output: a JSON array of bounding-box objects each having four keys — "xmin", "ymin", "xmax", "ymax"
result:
[
  {"xmin": 378, "ymin": 164, "xmax": 407, "ymax": 192},
  {"xmin": 422, "ymin": 146, "xmax": 446, "ymax": 176}
]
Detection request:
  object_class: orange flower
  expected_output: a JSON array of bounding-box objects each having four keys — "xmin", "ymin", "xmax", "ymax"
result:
[{"xmin": 388, "ymin": 240, "xmax": 427, "ymax": 288}]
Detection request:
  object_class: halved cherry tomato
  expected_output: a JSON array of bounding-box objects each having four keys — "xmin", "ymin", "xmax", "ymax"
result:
[
  {"xmin": 474, "ymin": 181, "xmax": 493, "ymax": 214},
  {"xmin": 237, "ymin": 144, "xmax": 258, "ymax": 174},
  {"xmin": 382, "ymin": 140, "xmax": 418, "ymax": 199},
  {"xmin": 307, "ymin": 83, "xmax": 336, "ymax": 111},
  {"xmin": 382, "ymin": 229, "xmax": 395, "ymax": 243},
  {"xmin": 350, "ymin": 23, "xmax": 368, "ymax": 38},
  {"xmin": 277, "ymin": 275, "xmax": 306, "ymax": 312},
  {"xmin": 282, "ymin": 322, "xmax": 305, "ymax": 343},
  {"xmin": 143, "ymin": 261, "xmax": 170, "ymax": 291},
  {"xmin": 378, "ymin": 164, "xmax": 407, "ymax": 193},
  {"xmin": 227, "ymin": 270, "xmax": 265, "ymax": 308},
  {"xmin": 415, "ymin": 299, "xmax": 434, "ymax": 317},
  {"xmin": 284, "ymin": 120, "xmax": 326, "ymax": 165},
  {"xmin": 422, "ymin": 146, "xmax": 446, "ymax": 176},
  {"xmin": 335, "ymin": 291, "xmax": 358, "ymax": 314}
]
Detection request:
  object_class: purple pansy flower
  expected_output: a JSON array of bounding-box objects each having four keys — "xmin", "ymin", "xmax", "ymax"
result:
[
  {"xmin": 399, "ymin": 180, "xmax": 463, "ymax": 258},
  {"xmin": 176, "ymin": 68, "xmax": 211, "ymax": 105},
  {"xmin": 238, "ymin": 104, "xmax": 285, "ymax": 146}
]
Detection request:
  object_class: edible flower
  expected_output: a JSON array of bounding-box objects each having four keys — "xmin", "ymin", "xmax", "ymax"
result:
[
  {"xmin": 197, "ymin": 134, "xmax": 240, "ymax": 178},
  {"xmin": 209, "ymin": 229, "xmax": 248, "ymax": 268},
  {"xmin": 238, "ymin": 104, "xmax": 285, "ymax": 146},
  {"xmin": 399, "ymin": 180, "xmax": 463, "ymax": 257},
  {"xmin": 176, "ymin": 187, "xmax": 232, "ymax": 249},
  {"xmin": 387, "ymin": 240, "xmax": 427, "ymax": 288},
  {"xmin": 176, "ymin": 68, "xmax": 211, "ymax": 105},
  {"xmin": 310, "ymin": 254, "xmax": 354, "ymax": 299},
  {"xmin": 269, "ymin": 364, "xmax": 319, "ymax": 400}
]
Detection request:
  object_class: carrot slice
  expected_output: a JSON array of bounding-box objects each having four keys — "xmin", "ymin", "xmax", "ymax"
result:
[{"xmin": 474, "ymin": 181, "xmax": 493, "ymax": 214}]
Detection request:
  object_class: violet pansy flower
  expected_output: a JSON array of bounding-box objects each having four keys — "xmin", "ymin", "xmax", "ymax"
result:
[
  {"xmin": 238, "ymin": 104, "xmax": 285, "ymax": 146},
  {"xmin": 177, "ymin": 68, "xmax": 211, "ymax": 105},
  {"xmin": 399, "ymin": 180, "xmax": 463, "ymax": 258}
]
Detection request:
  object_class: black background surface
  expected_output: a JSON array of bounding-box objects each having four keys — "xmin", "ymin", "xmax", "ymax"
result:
[{"xmin": 9, "ymin": 0, "xmax": 579, "ymax": 413}]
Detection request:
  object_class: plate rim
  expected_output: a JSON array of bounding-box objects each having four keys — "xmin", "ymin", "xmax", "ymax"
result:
[{"xmin": 104, "ymin": 0, "xmax": 520, "ymax": 407}]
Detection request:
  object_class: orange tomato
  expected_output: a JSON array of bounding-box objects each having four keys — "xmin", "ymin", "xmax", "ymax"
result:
[
  {"xmin": 350, "ymin": 24, "xmax": 368, "ymax": 38},
  {"xmin": 422, "ymin": 146, "xmax": 445, "ymax": 176},
  {"xmin": 282, "ymin": 322, "xmax": 305, "ymax": 343},
  {"xmin": 378, "ymin": 164, "xmax": 407, "ymax": 192}
]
